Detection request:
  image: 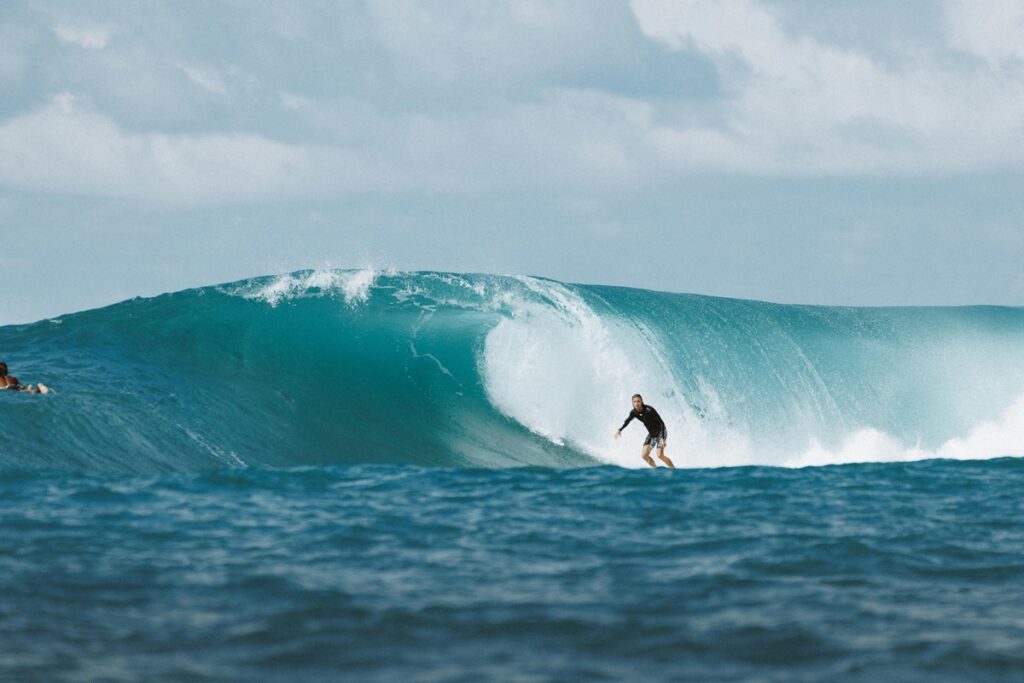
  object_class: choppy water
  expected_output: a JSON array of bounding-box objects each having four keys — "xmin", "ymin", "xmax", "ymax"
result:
[
  {"xmin": 3, "ymin": 270, "xmax": 1023, "ymax": 680},
  {"xmin": 3, "ymin": 461, "xmax": 1024, "ymax": 682}
]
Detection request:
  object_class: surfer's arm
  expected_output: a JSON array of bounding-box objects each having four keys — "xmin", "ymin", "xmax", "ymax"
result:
[{"xmin": 618, "ymin": 412, "xmax": 636, "ymax": 432}]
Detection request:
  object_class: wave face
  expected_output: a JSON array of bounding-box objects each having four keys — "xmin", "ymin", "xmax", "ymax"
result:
[{"xmin": 2, "ymin": 270, "xmax": 1023, "ymax": 472}]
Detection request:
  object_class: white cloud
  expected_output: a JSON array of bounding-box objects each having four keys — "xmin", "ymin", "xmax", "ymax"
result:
[
  {"xmin": 54, "ymin": 23, "xmax": 115, "ymax": 49},
  {"xmin": 7, "ymin": 1, "xmax": 1024, "ymax": 205},
  {"xmin": 0, "ymin": 90, "xmax": 647, "ymax": 204},
  {"xmin": 176, "ymin": 63, "xmax": 227, "ymax": 94},
  {"xmin": 0, "ymin": 95, "xmax": 387, "ymax": 203},
  {"xmin": 946, "ymin": 0, "xmax": 1024, "ymax": 66},
  {"xmin": 629, "ymin": 0, "xmax": 1024, "ymax": 174}
]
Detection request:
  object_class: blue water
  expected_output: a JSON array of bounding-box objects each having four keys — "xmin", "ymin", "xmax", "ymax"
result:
[{"xmin": 3, "ymin": 270, "xmax": 1024, "ymax": 680}]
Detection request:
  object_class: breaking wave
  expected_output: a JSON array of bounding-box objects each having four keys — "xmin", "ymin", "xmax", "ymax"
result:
[{"xmin": 2, "ymin": 270, "xmax": 1022, "ymax": 472}]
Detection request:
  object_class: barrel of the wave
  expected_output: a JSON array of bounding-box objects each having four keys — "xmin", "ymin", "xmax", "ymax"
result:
[{"xmin": 482, "ymin": 280, "xmax": 1024, "ymax": 467}]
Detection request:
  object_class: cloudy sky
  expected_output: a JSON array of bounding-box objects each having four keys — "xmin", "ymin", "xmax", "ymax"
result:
[{"xmin": 1, "ymin": 0, "xmax": 1022, "ymax": 323}]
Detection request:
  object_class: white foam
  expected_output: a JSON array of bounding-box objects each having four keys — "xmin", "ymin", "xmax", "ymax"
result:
[
  {"xmin": 339, "ymin": 268, "xmax": 377, "ymax": 306},
  {"xmin": 785, "ymin": 393, "xmax": 1024, "ymax": 467},
  {"xmin": 391, "ymin": 272, "xmax": 497, "ymax": 311},
  {"xmin": 233, "ymin": 268, "xmax": 378, "ymax": 307},
  {"xmin": 480, "ymin": 277, "xmax": 711, "ymax": 468}
]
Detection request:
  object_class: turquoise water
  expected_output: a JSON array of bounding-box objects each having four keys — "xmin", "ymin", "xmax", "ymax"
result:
[
  {"xmin": 3, "ymin": 270, "xmax": 1023, "ymax": 472},
  {"xmin": 2, "ymin": 270, "xmax": 1024, "ymax": 680}
]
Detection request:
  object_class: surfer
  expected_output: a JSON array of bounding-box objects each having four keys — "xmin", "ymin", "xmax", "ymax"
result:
[
  {"xmin": 0, "ymin": 362, "xmax": 48, "ymax": 394},
  {"xmin": 614, "ymin": 393, "xmax": 675, "ymax": 468}
]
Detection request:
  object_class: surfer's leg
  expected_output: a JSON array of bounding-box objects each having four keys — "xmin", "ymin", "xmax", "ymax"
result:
[
  {"xmin": 641, "ymin": 444, "xmax": 656, "ymax": 468},
  {"xmin": 657, "ymin": 444, "xmax": 675, "ymax": 469}
]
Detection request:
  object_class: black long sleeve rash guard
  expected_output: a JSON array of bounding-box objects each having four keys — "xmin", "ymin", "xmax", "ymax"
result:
[{"xmin": 619, "ymin": 404, "xmax": 665, "ymax": 436}]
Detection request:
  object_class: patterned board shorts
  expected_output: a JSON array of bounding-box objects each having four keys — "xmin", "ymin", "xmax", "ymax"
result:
[{"xmin": 644, "ymin": 428, "xmax": 667, "ymax": 449}]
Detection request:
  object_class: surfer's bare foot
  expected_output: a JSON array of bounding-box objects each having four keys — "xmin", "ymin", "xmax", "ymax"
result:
[{"xmin": 37, "ymin": 383, "xmax": 49, "ymax": 394}]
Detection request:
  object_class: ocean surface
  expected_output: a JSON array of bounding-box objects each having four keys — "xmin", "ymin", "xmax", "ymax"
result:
[{"xmin": 2, "ymin": 270, "xmax": 1023, "ymax": 681}]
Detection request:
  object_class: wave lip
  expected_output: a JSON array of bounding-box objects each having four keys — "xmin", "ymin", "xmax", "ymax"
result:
[
  {"xmin": 2, "ymin": 269, "xmax": 1023, "ymax": 472},
  {"xmin": 230, "ymin": 268, "xmax": 381, "ymax": 307}
]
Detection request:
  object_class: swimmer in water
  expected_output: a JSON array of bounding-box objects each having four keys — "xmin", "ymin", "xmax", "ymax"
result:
[{"xmin": 0, "ymin": 362, "xmax": 48, "ymax": 394}]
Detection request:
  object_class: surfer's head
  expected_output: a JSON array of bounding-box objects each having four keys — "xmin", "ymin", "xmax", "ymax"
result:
[
  {"xmin": 632, "ymin": 393, "xmax": 643, "ymax": 410},
  {"xmin": 0, "ymin": 362, "xmax": 6, "ymax": 377}
]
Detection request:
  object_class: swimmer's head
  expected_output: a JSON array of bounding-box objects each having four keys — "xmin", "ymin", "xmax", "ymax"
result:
[{"xmin": 0, "ymin": 362, "xmax": 7, "ymax": 376}]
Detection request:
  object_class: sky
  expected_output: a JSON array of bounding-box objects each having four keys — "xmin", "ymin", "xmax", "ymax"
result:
[{"xmin": 1, "ymin": 0, "xmax": 1023, "ymax": 324}]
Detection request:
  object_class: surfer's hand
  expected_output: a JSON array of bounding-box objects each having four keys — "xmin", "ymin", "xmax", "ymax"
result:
[{"xmin": 613, "ymin": 430, "xmax": 621, "ymax": 439}]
